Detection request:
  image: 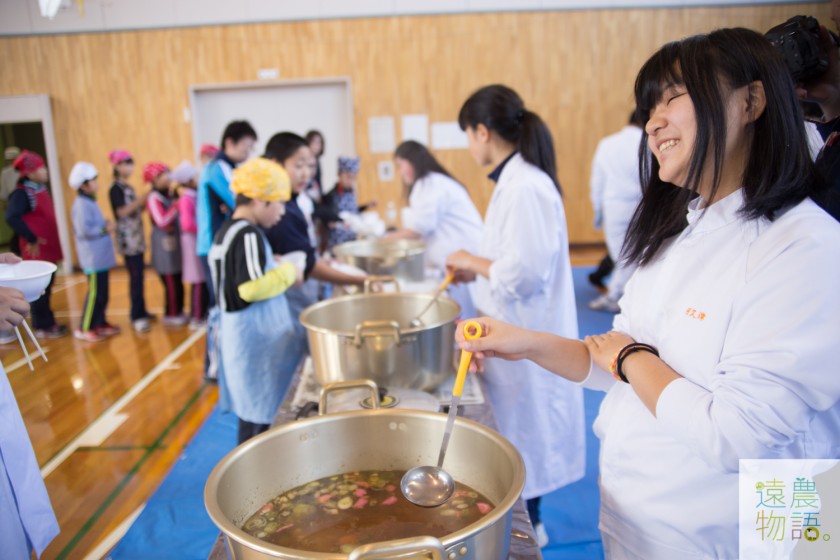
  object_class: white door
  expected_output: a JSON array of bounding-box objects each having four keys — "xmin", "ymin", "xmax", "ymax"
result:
[
  {"xmin": 190, "ymin": 78, "xmax": 354, "ymax": 191},
  {"xmin": 0, "ymin": 94, "xmax": 73, "ymax": 274}
]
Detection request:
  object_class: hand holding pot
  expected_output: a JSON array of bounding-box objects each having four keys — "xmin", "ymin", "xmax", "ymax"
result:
[{"xmin": 454, "ymin": 317, "xmax": 534, "ymax": 372}]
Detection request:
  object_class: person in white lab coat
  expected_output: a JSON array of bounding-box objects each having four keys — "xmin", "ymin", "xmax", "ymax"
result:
[
  {"xmin": 445, "ymin": 84, "xmax": 585, "ymax": 547},
  {"xmin": 455, "ymin": 29, "xmax": 840, "ymax": 559},
  {"xmin": 386, "ymin": 140, "xmax": 483, "ymax": 317},
  {"xmin": 588, "ymin": 112, "xmax": 644, "ymax": 313},
  {"xmin": 0, "ymin": 254, "xmax": 59, "ymax": 559}
]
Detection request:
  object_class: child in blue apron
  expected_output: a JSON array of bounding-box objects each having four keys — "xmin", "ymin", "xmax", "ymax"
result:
[{"xmin": 208, "ymin": 158, "xmax": 304, "ymax": 443}]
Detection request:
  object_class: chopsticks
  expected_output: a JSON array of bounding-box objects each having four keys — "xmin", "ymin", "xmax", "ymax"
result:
[{"xmin": 14, "ymin": 319, "xmax": 48, "ymax": 371}]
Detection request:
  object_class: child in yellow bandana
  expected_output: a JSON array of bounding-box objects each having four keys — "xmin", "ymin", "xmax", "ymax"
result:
[{"xmin": 208, "ymin": 158, "xmax": 304, "ymax": 443}]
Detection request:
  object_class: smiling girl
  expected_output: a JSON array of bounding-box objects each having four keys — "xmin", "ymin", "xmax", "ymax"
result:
[{"xmin": 455, "ymin": 28, "xmax": 840, "ymax": 558}]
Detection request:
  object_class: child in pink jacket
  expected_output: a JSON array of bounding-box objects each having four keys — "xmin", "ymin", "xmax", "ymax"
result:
[{"xmin": 171, "ymin": 161, "xmax": 208, "ymax": 329}]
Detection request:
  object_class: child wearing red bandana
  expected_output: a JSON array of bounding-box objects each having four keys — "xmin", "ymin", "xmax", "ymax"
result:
[{"xmin": 5, "ymin": 150, "xmax": 68, "ymax": 338}]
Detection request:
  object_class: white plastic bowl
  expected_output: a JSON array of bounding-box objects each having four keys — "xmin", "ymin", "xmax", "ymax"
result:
[{"xmin": 0, "ymin": 260, "xmax": 57, "ymax": 302}]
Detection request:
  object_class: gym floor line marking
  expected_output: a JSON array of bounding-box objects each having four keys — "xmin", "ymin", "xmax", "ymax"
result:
[
  {"xmin": 55, "ymin": 383, "xmax": 208, "ymax": 560},
  {"xmin": 81, "ymin": 504, "xmax": 146, "ymax": 560},
  {"xmin": 40, "ymin": 328, "xmax": 205, "ymax": 478}
]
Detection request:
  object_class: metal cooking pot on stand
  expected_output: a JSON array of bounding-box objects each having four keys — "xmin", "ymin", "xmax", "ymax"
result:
[
  {"xmin": 333, "ymin": 239, "xmax": 425, "ymax": 282},
  {"xmin": 299, "ymin": 278, "xmax": 460, "ymax": 391},
  {"xmin": 205, "ymin": 381, "xmax": 526, "ymax": 559}
]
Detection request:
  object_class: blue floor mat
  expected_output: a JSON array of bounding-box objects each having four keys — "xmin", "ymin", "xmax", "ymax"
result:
[
  {"xmin": 108, "ymin": 407, "xmax": 238, "ymax": 560},
  {"xmin": 111, "ymin": 265, "xmax": 615, "ymax": 559},
  {"xmin": 540, "ymin": 266, "xmax": 612, "ymax": 559}
]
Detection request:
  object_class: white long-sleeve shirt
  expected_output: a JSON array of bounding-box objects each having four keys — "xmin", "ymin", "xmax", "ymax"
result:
[
  {"xmin": 401, "ymin": 171, "xmax": 483, "ymax": 269},
  {"xmin": 581, "ymin": 189, "xmax": 840, "ymax": 559},
  {"xmin": 590, "ymin": 125, "xmax": 643, "ymax": 221}
]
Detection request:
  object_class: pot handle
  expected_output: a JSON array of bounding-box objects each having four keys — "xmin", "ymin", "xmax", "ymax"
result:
[
  {"xmin": 318, "ymin": 379, "xmax": 381, "ymax": 415},
  {"xmin": 348, "ymin": 536, "xmax": 445, "ymax": 560},
  {"xmin": 354, "ymin": 320, "xmax": 402, "ymax": 348},
  {"xmin": 363, "ymin": 275, "xmax": 400, "ymax": 293}
]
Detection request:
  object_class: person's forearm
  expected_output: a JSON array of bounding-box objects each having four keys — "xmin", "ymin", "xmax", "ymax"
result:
[
  {"xmin": 466, "ymin": 254, "xmax": 492, "ymax": 279},
  {"xmin": 621, "ymin": 351, "xmax": 681, "ymax": 415},
  {"xmin": 238, "ymin": 263, "xmax": 297, "ymax": 302},
  {"xmin": 310, "ymin": 259, "xmax": 366, "ymax": 286},
  {"xmin": 525, "ymin": 332, "xmax": 592, "ymax": 383},
  {"xmin": 6, "ymin": 214, "xmax": 36, "ymax": 242},
  {"xmin": 116, "ymin": 199, "xmax": 144, "ymax": 217}
]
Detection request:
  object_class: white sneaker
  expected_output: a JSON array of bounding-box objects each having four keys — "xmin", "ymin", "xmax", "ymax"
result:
[
  {"xmin": 133, "ymin": 318, "xmax": 151, "ymax": 332},
  {"xmin": 588, "ymin": 294, "xmax": 621, "ymax": 313},
  {"xmin": 162, "ymin": 314, "xmax": 188, "ymax": 327},
  {"xmin": 534, "ymin": 522, "xmax": 549, "ymax": 548},
  {"xmin": 0, "ymin": 330, "xmax": 16, "ymax": 344}
]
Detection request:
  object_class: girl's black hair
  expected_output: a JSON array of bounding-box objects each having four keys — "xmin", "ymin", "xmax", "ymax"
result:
[
  {"xmin": 393, "ymin": 141, "xmax": 457, "ymax": 195},
  {"xmin": 458, "ymin": 84, "xmax": 561, "ymax": 194},
  {"xmin": 263, "ymin": 132, "xmax": 308, "ymax": 164},
  {"xmin": 112, "ymin": 158, "xmax": 133, "ymax": 180},
  {"xmin": 305, "ymin": 130, "xmax": 325, "ymax": 154},
  {"xmin": 625, "ymin": 27, "xmax": 824, "ymax": 266}
]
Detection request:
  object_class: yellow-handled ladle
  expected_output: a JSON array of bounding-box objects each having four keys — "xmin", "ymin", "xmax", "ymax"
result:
[
  {"xmin": 401, "ymin": 320, "xmax": 482, "ymax": 507},
  {"xmin": 408, "ymin": 272, "xmax": 455, "ymax": 328}
]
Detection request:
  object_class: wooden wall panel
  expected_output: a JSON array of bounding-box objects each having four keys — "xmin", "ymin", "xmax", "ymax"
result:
[{"xmin": 0, "ymin": 3, "xmax": 829, "ymax": 255}]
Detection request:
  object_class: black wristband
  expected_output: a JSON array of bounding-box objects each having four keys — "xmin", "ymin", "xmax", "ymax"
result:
[{"xmin": 615, "ymin": 343, "xmax": 659, "ymax": 383}]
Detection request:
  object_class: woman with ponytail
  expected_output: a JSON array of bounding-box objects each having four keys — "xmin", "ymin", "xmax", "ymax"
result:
[{"xmin": 445, "ymin": 84, "xmax": 585, "ymax": 546}]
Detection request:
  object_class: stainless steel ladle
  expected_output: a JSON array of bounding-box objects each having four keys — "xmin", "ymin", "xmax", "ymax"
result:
[
  {"xmin": 408, "ymin": 272, "xmax": 455, "ymax": 328},
  {"xmin": 401, "ymin": 320, "xmax": 482, "ymax": 507}
]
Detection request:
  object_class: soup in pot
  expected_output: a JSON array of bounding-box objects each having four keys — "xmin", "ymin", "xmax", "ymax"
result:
[{"xmin": 240, "ymin": 469, "xmax": 494, "ymax": 553}]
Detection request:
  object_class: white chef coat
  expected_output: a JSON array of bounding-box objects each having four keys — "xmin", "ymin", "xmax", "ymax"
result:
[
  {"xmin": 401, "ymin": 171, "xmax": 483, "ymax": 318},
  {"xmin": 0, "ymin": 363, "xmax": 59, "ymax": 558},
  {"xmin": 473, "ymin": 153, "xmax": 585, "ymax": 499},
  {"xmin": 590, "ymin": 125, "xmax": 643, "ymax": 299},
  {"xmin": 581, "ymin": 189, "xmax": 840, "ymax": 559}
]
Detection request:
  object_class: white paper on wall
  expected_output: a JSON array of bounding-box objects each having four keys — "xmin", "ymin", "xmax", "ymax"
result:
[
  {"xmin": 368, "ymin": 116, "xmax": 396, "ymax": 153},
  {"xmin": 401, "ymin": 114, "xmax": 429, "ymax": 145},
  {"xmin": 431, "ymin": 122, "xmax": 468, "ymax": 150}
]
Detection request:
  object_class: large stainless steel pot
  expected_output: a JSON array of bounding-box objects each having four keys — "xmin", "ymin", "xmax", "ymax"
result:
[
  {"xmin": 205, "ymin": 389, "xmax": 525, "ymax": 559},
  {"xmin": 333, "ymin": 239, "xmax": 425, "ymax": 282},
  {"xmin": 299, "ymin": 292, "xmax": 460, "ymax": 390}
]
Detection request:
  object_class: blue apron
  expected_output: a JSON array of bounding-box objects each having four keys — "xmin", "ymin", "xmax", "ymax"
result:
[
  {"xmin": 284, "ymin": 278, "xmax": 318, "ymax": 347},
  {"xmin": 212, "ymin": 225, "xmax": 304, "ymax": 424}
]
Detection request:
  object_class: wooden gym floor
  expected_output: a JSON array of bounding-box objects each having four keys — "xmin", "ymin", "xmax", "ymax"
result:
[{"xmin": 6, "ymin": 246, "xmax": 604, "ymax": 560}]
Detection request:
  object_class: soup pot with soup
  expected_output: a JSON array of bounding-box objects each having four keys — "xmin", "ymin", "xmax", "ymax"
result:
[{"xmin": 204, "ymin": 387, "xmax": 525, "ymax": 559}]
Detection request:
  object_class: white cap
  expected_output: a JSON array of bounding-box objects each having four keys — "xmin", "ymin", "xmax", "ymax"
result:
[
  {"xmin": 68, "ymin": 161, "xmax": 98, "ymax": 189},
  {"xmin": 170, "ymin": 160, "xmax": 197, "ymax": 184}
]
